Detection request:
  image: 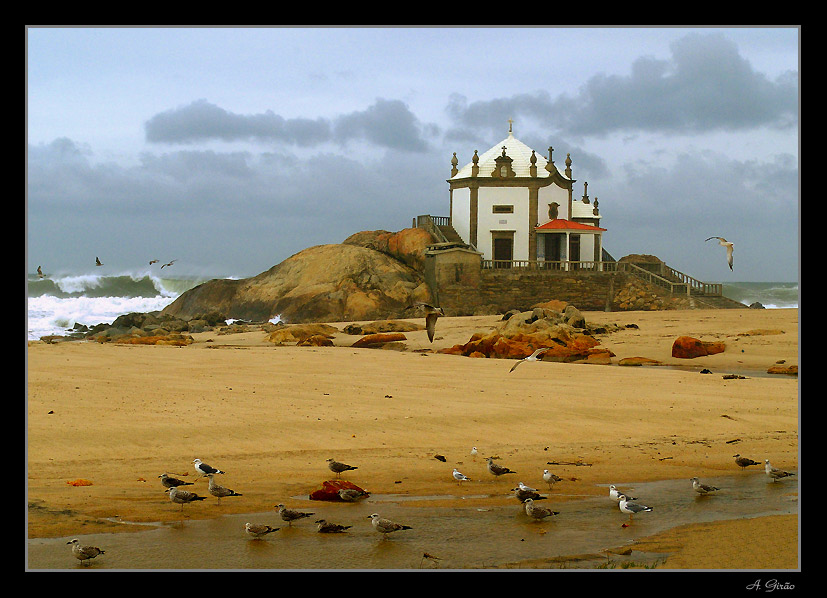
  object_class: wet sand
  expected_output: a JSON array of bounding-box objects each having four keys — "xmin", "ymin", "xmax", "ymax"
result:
[{"xmin": 26, "ymin": 307, "xmax": 799, "ymax": 569}]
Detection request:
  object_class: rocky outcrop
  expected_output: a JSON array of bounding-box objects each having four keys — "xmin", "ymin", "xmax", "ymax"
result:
[
  {"xmin": 162, "ymin": 241, "xmax": 435, "ymax": 324},
  {"xmin": 342, "ymin": 227, "xmax": 435, "ymax": 272},
  {"xmin": 671, "ymin": 336, "xmax": 726, "ymax": 359}
]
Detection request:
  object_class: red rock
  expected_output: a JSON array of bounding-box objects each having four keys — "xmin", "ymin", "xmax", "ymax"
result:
[
  {"xmin": 671, "ymin": 336, "xmax": 725, "ymax": 359},
  {"xmin": 766, "ymin": 364, "xmax": 798, "ymax": 375},
  {"xmin": 618, "ymin": 356, "xmax": 663, "ymax": 366},
  {"xmin": 296, "ymin": 334, "xmax": 334, "ymax": 346},
  {"xmin": 309, "ymin": 480, "xmax": 370, "ymax": 501},
  {"xmin": 351, "ymin": 332, "xmax": 407, "ymax": 348}
]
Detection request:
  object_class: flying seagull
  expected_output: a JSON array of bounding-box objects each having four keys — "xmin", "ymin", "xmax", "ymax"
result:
[
  {"xmin": 733, "ymin": 454, "xmax": 761, "ymax": 470},
  {"xmin": 37, "ymin": 266, "xmax": 44, "ymax": 278},
  {"xmin": 452, "ymin": 468, "xmax": 471, "ymax": 485},
  {"xmin": 368, "ymin": 513, "xmax": 412, "ymax": 538},
  {"xmin": 618, "ymin": 494, "xmax": 652, "ymax": 521},
  {"xmin": 316, "ymin": 519, "xmax": 353, "ymax": 533},
  {"xmin": 487, "ymin": 457, "xmax": 516, "ymax": 477},
  {"xmin": 327, "ymin": 458, "xmax": 358, "ymax": 478},
  {"xmin": 543, "ymin": 470, "xmax": 562, "ymax": 489},
  {"xmin": 705, "ymin": 237, "xmax": 734, "ymax": 271},
  {"xmin": 161, "ymin": 259, "xmax": 177, "ymax": 269},
  {"xmin": 149, "ymin": 259, "xmax": 159, "ymax": 265},
  {"xmin": 609, "ymin": 485, "xmax": 637, "ymax": 501},
  {"xmin": 691, "ymin": 477, "xmax": 720, "ymax": 495},
  {"xmin": 764, "ymin": 459, "xmax": 795, "ymax": 482},
  {"xmin": 406, "ymin": 302, "xmax": 445, "ymax": 343},
  {"xmin": 95, "ymin": 257, "xmax": 103, "ymax": 266},
  {"xmin": 245, "ymin": 522, "xmax": 279, "ymax": 539},
  {"xmin": 207, "ymin": 474, "xmax": 243, "ymax": 503},
  {"xmin": 524, "ymin": 498, "xmax": 559, "ymax": 521},
  {"xmin": 276, "ymin": 503, "xmax": 315, "ymax": 525},
  {"xmin": 167, "ymin": 486, "xmax": 207, "ymax": 511},
  {"xmin": 193, "ymin": 458, "xmax": 224, "ymax": 477},
  {"xmin": 158, "ymin": 473, "xmax": 193, "ymax": 489},
  {"xmin": 67, "ymin": 538, "xmax": 105, "ymax": 565},
  {"xmin": 509, "ymin": 347, "xmax": 551, "ymax": 373}
]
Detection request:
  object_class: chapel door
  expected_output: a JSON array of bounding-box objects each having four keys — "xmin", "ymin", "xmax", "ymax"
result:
[
  {"xmin": 492, "ymin": 234, "xmax": 513, "ymax": 268},
  {"xmin": 544, "ymin": 234, "xmax": 562, "ymax": 269},
  {"xmin": 569, "ymin": 234, "xmax": 581, "ymax": 270}
]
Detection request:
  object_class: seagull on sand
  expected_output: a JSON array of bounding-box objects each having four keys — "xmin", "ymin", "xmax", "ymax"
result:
[
  {"xmin": 406, "ymin": 302, "xmax": 445, "ymax": 343},
  {"xmin": 543, "ymin": 470, "xmax": 562, "ymax": 489},
  {"xmin": 167, "ymin": 486, "xmax": 207, "ymax": 511},
  {"xmin": 161, "ymin": 259, "xmax": 177, "ymax": 269},
  {"xmin": 609, "ymin": 485, "xmax": 637, "ymax": 501},
  {"xmin": 487, "ymin": 457, "xmax": 516, "ymax": 477},
  {"xmin": 368, "ymin": 513, "xmax": 412, "ymax": 538},
  {"xmin": 158, "ymin": 473, "xmax": 193, "ymax": 489},
  {"xmin": 518, "ymin": 481, "xmax": 538, "ymax": 493},
  {"xmin": 95, "ymin": 257, "xmax": 103, "ymax": 266},
  {"xmin": 453, "ymin": 468, "xmax": 471, "ymax": 484},
  {"xmin": 245, "ymin": 522, "xmax": 279, "ymax": 539},
  {"xmin": 691, "ymin": 477, "xmax": 720, "ymax": 495},
  {"xmin": 193, "ymin": 458, "xmax": 224, "ymax": 477},
  {"xmin": 67, "ymin": 538, "xmax": 105, "ymax": 565},
  {"xmin": 733, "ymin": 454, "xmax": 761, "ymax": 470},
  {"xmin": 513, "ymin": 486, "xmax": 546, "ymax": 503},
  {"xmin": 37, "ymin": 266, "xmax": 44, "ymax": 278},
  {"xmin": 276, "ymin": 503, "xmax": 315, "ymax": 526},
  {"xmin": 509, "ymin": 347, "xmax": 551, "ymax": 373},
  {"xmin": 207, "ymin": 474, "xmax": 243, "ymax": 503},
  {"xmin": 327, "ymin": 458, "xmax": 358, "ymax": 478},
  {"xmin": 524, "ymin": 498, "xmax": 559, "ymax": 522},
  {"xmin": 618, "ymin": 494, "xmax": 652, "ymax": 521},
  {"xmin": 316, "ymin": 519, "xmax": 353, "ymax": 533},
  {"xmin": 764, "ymin": 459, "xmax": 795, "ymax": 482},
  {"xmin": 705, "ymin": 237, "xmax": 734, "ymax": 271},
  {"xmin": 470, "ymin": 446, "xmax": 478, "ymax": 460},
  {"xmin": 337, "ymin": 488, "xmax": 369, "ymax": 502}
]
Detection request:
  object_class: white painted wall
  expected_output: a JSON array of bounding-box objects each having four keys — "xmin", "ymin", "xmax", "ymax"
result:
[
  {"xmin": 478, "ymin": 187, "xmax": 530, "ymax": 261},
  {"xmin": 450, "ymin": 187, "xmax": 471, "ymax": 245},
  {"xmin": 537, "ymin": 184, "xmax": 570, "ymax": 224}
]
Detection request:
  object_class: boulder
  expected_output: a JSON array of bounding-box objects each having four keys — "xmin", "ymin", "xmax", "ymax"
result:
[
  {"xmin": 342, "ymin": 320, "xmax": 424, "ymax": 335},
  {"xmin": 296, "ymin": 334, "xmax": 335, "ymax": 347},
  {"xmin": 351, "ymin": 332, "xmax": 407, "ymax": 348},
  {"xmin": 671, "ymin": 336, "xmax": 726, "ymax": 359},
  {"xmin": 618, "ymin": 356, "xmax": 664, "ymax": 366},
  {"xmin": 268, "ymin": 323, "xmax": 339, "ymax": 345},
  {"xmin": 343, "ymin": 227, "xmax": 435, "ymax": 272},
  {"xmin": 766, "ymin": 364, "xmax": 798, "ymax": 376},
  {"xmin": 309, "ymin": 480, "xmax": 370, "ymax": 502}
]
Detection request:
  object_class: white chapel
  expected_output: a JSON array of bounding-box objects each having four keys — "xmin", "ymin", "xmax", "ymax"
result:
[{"xmin": 446, "ymin": 122, "xmax": 606, "ymax": 269}]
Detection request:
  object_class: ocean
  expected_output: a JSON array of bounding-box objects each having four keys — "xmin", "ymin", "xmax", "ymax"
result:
[{"xmin": 25, "ymin": 273, "xmax": 799, "ymax": 342}]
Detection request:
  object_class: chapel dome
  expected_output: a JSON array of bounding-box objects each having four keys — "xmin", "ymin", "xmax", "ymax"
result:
[{"xmin": 450, "ymin": 131, "xmax": 572, "ymax": 181}]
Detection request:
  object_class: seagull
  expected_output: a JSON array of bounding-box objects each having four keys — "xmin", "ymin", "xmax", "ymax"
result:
[
  {"xmin": 518, "ymin": 481, "xmax": 537, "ymax": 492},
  {"xmin": 167, "ymin": 486, "xmax": 207, "ymax": 511},
  {"xmin": 327, "ymin": 458, "xmax": 358, "ymax": 478},
  {"xmin": 705, "ymin": 237, "xmax": 734, "ymax": 271},
  {"xmin": 149, "ymin": 259, "xmax": 159, "ymax": 265},
  {"xmin": 315, "ymin": 519, "xmax": 353, "ymax": 533},
  {"xmin": 276, "ymin": 503, "xmax": 315, "ymax": 526},
  {"xmin": 487, "ymin": 457, "xmax": 516, "ymax": 477},
  {"xmin": 733, "ymin": 454, "xmax": 761, "ymax": 470},
  {"xmin": 513, "ymin": 486, "xmax": 546, "ymax": 503},
  {"xmin": 524, "ymin": 498, "xmax": 559, "ymax": 521},
  {"xmin": 453, "ymin": 468, "xmax": 471, "ymax": 484},
  {"xmin": 368, "ymin": 513, "xmax": 412, "ymax": 538},
  {"xmin": 95, "ymin": 257, "xmax": 103, "ymax": 266},
  {"xmin": 337, "ymin": 488, "xmax": 369, "ymax": 502},
  {"xmin": 470, "ymin": 446, "xmax": 478, "ymax": 460},
  {"xmin": 37, "ymin": 266, "xmax": 44, "ymax": 278},
  {"xmin": 609, "ymin": 485, "xmax": 637, "ymax": 501},
  {"xmin": 764, "ymin": 459, "xmax": 795, "ymax": 482},
  {"xmin": 245, "ymin": 522, "xmax": 279, "ymax": 539},
  {"xmin": 691, "ymin": 477, "xmax": 720, "ymax": 495},
  {"xmin": 543, "ymin": 470, "xmax": 562, "ymax": 489},
  {"xmin": 193, "ymin": 458, "xmax": 224, "ymax": 477},
  {"xmin": 161, "ymin": 259, "xmax": 177, "ymax": 269},
  {"xmin": 67, "ymin": 538, "xmax": 105, "ymax": 565},
  {"xmin": 207, "ymin": 474, "xmax": 243, "ymax": 503},
  {"xmin": 406, "ymin": 302, "xmax": 445, "ymax": 343},
  {"xmin": 509, "ymin": 347, "xmax": 551, "ymax": 373},
  {"xmin": 158, "ymin": 473, "xmax": 193, "ymax": 489},
  {"xmin": 618, "ymin": 494, "xmax": 652, "ymax": 521}
]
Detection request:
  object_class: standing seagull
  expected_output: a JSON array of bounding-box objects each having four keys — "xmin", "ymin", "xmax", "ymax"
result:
[
  {"xmin": 245, "ymin": 522, "xmax": 279, "ymax": 539},
  {"xmin": 316, "ymin": 519, "xmax": 353, "ymax": 533},
  {"xmin": 67, "ymin": 539, "xmax": 105, "ymax": 565},
  {"xmin": 691, "ymin": 477, "xmax": 720, "ymax": 495},
  {"xmin": 518, "ymin": 481, "xmax": 538, "ymax": 493},
  {"xmin": 513, "ymin": 486, "xmax": 546, "ymax": 503},
  {"xmin": 167, "ymin": 486, "xmax": 207, "ymax": 511},
  {"xmin": 609, "ymin": 485, "xmax": 638, "ymax": 501},
  {"xmin": 158, "ymin": 473, "xmax": 193, "ymax": 489},
  {"xmin": 705, "ymin": 237, "xmax": 734, "ymax": 271},
  {"xmin": 470, "ymin": 446, "xmax": 478, "ymax": 461},
  {"xmin": 764, "ymin": 459, "xmax": 795, "ymax": 482},
  {"xmin": 509, "ymin": 347, "xmax": 551, "ymax": 373},
  {"xmin": 193, "ymin": 458, "xmax": 224, "ymax": 477},
  {"xmin": 487, "ymin": 457, "xmax": 517, "ymax": 477},
  {"xmin": 543, "ymin": 470, "xmax": 562, "ymax": 489},
  {"xmin": 407, "ymin": 302, "xmax": 445, "ymax": 343},
  {"xmin": 618, "ymin": 494, "xmax": 652, "ymax": 521},
  {"xmin": 95, "ymin": 257, "xmax": 103, "ymax": 266},
  {"xmin": 327, "ymin": 458, "xmax": 358, "ymax": 478},
  {"xmin": 276, "ymin": 503, "xmax": 315, "ymax": 526},
  {"xmin": 733, "ymin": 454, "xmax": 761, "ymax": 470},
  {"xmin": 524, "ymin": 498, "xmax": 559, "ymax": 522},
  {"xmin": 452, "ymin": 468, "xmax": 471, "ymax": 485},
  {"xmin": 207, "ymin": 474, "xmax": 243, "ymax": 503},
  {"xmin": 368, "ymin": 513, "xmax": 412, "ymax": 538}
]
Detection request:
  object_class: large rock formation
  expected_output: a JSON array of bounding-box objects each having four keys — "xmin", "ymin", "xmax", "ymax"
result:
[{"xmin": 162, "ymin": 232, "xmax": 435, "ymax": 324}]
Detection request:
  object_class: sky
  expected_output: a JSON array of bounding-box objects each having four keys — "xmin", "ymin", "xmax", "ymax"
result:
[{"xmin": 26, "ymin": 26, "xmax": 800, "ymax": 283}]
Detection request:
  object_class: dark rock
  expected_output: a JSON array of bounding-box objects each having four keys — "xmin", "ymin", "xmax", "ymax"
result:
[{"xmin": 749, "ymin": 302, "xmax": 766, "ymax": 309}]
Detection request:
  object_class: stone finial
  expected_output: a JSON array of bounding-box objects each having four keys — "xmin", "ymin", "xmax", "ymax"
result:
[
  {"xmin": 548, "ymin": 146, "xmax": 554, "ymax": 162},
  {"xmin": 593, "ymin": 198, "xmax": 600, "ymax": 216},
  {"xmin": 471, "ymin": 150, "xmax": 479, "ymax": 177},
  {"xmin": 451, "ymin": 152, "xmax": 458, "ymax": 177},
  {"xmin": 508, "ymin": 118, "xmax": 513, "ymax": 133},
  {"xmin": 565, "ymin": 153, "xmax": 572, "ymax": 178},
  {"xmin": 582, "ymin": 181, "xmax": 590, "ymax": 203},
  {"xmin": 530, "ymin": 150, "xmax": 537, "ymax": 177}
]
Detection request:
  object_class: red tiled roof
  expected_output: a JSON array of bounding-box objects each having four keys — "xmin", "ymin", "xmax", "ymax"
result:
[{"xmin": 535, "ymin": 219, "xmax": 606, "ymax": 231}]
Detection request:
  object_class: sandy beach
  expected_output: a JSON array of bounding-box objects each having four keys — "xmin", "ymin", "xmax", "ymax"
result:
[{"xmin": 26, "ymin": 307, "xmax": 799, "ymax": 570}]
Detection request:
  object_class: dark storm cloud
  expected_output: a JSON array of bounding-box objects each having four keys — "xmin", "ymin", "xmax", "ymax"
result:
[
  {"xmin": 145, "ymin": 98, "xmax": 433, "ymax": 152},
  {"xmin": 446, "ymin": 33, "xmax": 798, "ymax": 138}
]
